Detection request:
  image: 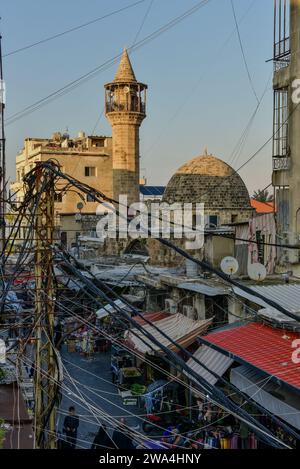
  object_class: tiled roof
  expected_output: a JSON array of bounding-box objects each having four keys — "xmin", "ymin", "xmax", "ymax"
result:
[
  {"xmin": 201, "ymin": 322, "xmax": 300, "ymax": 392},
  {"xmin": 250, "ymin": 198, "xmax": 275, "ymax": 213}
]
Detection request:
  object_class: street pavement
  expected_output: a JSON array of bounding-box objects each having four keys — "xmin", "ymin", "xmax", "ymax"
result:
[{"xmin": 58, "ymin": 346, "xmax": 144, "ymax": 449}]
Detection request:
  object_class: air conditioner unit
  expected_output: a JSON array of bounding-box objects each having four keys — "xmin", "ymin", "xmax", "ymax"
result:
[
  {"xmin": 182, "ymin": 305, "xmax": 194, "ymax": 318},
  {"xmin": 165, "ymin": 299, "xmax": 177, "ymax": 314}
]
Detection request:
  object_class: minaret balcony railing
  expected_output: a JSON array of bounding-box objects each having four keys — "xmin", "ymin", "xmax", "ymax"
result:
[{"xmin": 106, "ymin": 102, "xmax": 146, "ymax": 114}]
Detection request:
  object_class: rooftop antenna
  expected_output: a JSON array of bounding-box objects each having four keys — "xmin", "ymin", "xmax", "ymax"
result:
[{"xmin": 0, "ymin": 21, "xmax": 6, "ymax": 267}]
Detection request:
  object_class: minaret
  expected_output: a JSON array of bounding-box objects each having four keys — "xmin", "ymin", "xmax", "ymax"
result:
[{"xmin": 105, "ymin": 49, "xmax": 147, "ymax": 207}]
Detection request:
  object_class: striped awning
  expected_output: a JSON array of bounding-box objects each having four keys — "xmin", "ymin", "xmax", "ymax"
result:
[
  {"xmin": 184, "ymin": 345, "xmax": 233, "ymax": 386},
  {"xmin": 125, "ymin": 314, "xmax": 212, "ymax": 355}
]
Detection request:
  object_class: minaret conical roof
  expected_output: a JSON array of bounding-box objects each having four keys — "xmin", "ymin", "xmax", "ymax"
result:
[{"xmin": 113, "ymin": 48, "xmax": 137, "ymax": 83}]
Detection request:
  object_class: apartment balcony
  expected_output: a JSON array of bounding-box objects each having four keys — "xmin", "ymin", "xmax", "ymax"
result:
[{"xmin": 273, "ymin": 156, "xmax": 290, "ymax": 171}]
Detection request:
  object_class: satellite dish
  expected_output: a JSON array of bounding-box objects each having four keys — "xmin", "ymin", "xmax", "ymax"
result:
[
  {"xmin": 248, "ymin": 263, "xmax": 267, "ymax": 281},
  {"xmin": 77, "ymin": 202, "xmax": 84, "ymax": 211},
  {"xmin": 220, "ymin": 257, "xmax": 239, "ymax": 276}
]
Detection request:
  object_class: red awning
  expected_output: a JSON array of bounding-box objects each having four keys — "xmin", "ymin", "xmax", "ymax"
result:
[
  {"xmin": 201, "ymin": 322, "xmax": 300, "ymax": 393},
  {"xmin": 132, "ymin": 311, "xmax": 170, "ymax": 325}
]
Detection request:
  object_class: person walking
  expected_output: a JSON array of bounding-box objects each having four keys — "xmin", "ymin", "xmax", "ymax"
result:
[{"xmin": 63, "ymin": 406, "xmax": 79, "ymax": 449}]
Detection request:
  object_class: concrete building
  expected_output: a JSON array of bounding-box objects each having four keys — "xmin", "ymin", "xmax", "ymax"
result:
[
  {"xmin": 272, "ymin": 1, "xmax": 300, "ymax": 271},
  {"xmin": 10, "ymin": 132, "xmax": 113, "ymax": 246},
  {"xmin": 11, "ymin": 49, "xmax": 147, "ymax": 247},
  {"xmin": 234, "ymin": 199, "xmax": 277, "ymax": 276}
]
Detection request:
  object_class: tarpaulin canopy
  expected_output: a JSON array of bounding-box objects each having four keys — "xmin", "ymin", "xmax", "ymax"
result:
[{"xmin": 126, "ymin": 314, "xmax": 212, "ymax": 355}]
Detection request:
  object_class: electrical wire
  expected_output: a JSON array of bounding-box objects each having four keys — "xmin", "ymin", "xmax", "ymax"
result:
[
  {"xmin": 5, "ymin": 0, "xmax": 212, "ymax": 126},
  {"xmin": 230, "ymin": 0, "xmax": 259, "ymax": 104},
  {"xmin": 3, "ymin": 0, "xmax": 148, "ymax": 58}
]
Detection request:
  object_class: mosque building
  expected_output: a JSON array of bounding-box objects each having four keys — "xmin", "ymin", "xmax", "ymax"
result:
[{"xmin": 11, "ymin": 49, "xmax": 252, "ymax": 252}]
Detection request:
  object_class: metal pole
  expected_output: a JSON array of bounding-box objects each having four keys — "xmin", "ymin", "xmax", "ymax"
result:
[
  {"xmin": 33, "ymin": 169, "xmax": 43, "ymax": 447},
  {"xmin": 33, "ymin": 165, "xmax": 57, "ymax": 449},
  {"xmin": 0, "ymin": 31, "xmax": 6, "ymax": 265}
]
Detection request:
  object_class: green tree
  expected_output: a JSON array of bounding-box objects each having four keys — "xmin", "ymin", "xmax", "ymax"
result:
[{"xmin": 252, "ymin": 189, "xmax": 274, "ymax": 203}]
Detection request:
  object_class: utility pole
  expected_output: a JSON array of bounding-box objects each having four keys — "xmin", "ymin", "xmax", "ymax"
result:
[
  {"xmin": 33, "ymin": 164, "xmax": 57, "ymax": 449},
  {"xmin": 0, "ymin": 29, "xmax": 6, "ymax": 264}
]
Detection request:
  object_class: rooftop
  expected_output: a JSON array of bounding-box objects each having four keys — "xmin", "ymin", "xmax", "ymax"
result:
[
  {"xmin": 140, "ymin": 185, "xmax": 165, "ymax": 196},
  {"xmin": 201, "ymin": 322, "xmax": 300, "ymax": 394},
  {"xmin": 250, "ymin": 198, "xmax": 275, "ymax": 214}
]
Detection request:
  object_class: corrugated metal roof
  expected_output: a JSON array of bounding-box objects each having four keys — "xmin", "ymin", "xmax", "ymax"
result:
[
  {"xmin": 201, "ymin": 322, "xmax": 300, "ymax": 393},
  {"xmin": 258, "ymin": 308, "xmax": 300, "ymax": 329},
  {"xmin": 140, "ymin": 185, "xmax": 165, "ymax": 196},
  {"xmin": 177, "ymin": 282, "xmax": 228, "ymax": 296},
  {"xmin": 126, "ymin": 314, "xmax": 212, "ymax": 355},
  {"xmin": 96, "ymin": 299, "xmax": 131, "ymax": 318},
  {"xmin": 233, "ymin": 283, "xmax": 300, "ymax": 315},
  {"xmin": 231, "ymin": 365, "xmax": 300, "ymax": 431},
  {"xmin": 184, "ymin": 345, "xmax": 233, "ymax": 386}
]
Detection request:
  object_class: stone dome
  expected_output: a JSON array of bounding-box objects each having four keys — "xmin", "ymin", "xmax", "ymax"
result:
[{"xmin": 163, "ymin": 154, "xmax": 251, "ymax": 209}]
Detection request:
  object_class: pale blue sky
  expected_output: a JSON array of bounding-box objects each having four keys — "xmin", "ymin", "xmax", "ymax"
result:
[{"xmin": 2, "ymin": 0, "xmax": 274, "ymax": 195}]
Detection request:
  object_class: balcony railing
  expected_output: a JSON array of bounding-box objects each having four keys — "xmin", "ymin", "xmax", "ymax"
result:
[
  {"xmin": 274, "ymin": 38, "xmax": 291, "ymax": 71},
  {"xmin": 273, "ymin": 156, "xmax": 290, "ymax": 171}
]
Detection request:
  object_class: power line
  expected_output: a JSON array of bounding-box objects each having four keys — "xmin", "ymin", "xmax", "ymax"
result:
[
  {"xmin": 3, "ymin": 0, "xmax": 147, "ymax": 58},
  {"xmin": 132, "ymin": 0, "xmax": 154, "ymax": 47},
  {"xmin": 143, "ymin": 0, "xmax": 258, "ymax": 159},
  {"xmin": 30, "ymin": 160, "xmax": 300, "ymax": 323},
  {"xmin": 5, "ymin": 0, "xmax": 212, "ymax": 126},
  {"xmin": 90, "ymin": 0, "xmax": 154, "ymax": 136},
  {"xmin": 52, "ymin": 250, "xmax": 293, "ymax": 448},
  {"xmin": 3, "ymin": 163, "xmax": 298, "ymax": 447},
  {"xmin": 230, "ymin": 0, "xmax": 259, "ymax": 104}
]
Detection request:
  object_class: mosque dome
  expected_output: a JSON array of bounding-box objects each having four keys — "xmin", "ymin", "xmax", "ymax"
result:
[{"xmin": 163, "ymin": 153, "xmax": 251, "ymax": 209}]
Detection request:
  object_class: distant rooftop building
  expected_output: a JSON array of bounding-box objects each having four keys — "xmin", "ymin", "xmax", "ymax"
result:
[
  {"xmin": 250, "ymin": 198, "xmax": 275, "ymax": 214},
  {"xmin": 11, "ymin": 49, "xmax": 147, "ymax": 248},
  {"xmin": 11, "ymin": 131, "xmax": 113, "ymax": 215},
  {"xmin": 163, "ymin": 153, "xmax": 252, "ymax": 226},
  {"xmin": 140, "ymin": 185, "xmax": 165, "ymax": 201}
]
